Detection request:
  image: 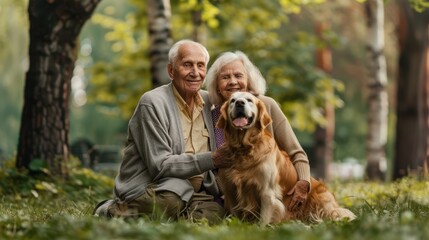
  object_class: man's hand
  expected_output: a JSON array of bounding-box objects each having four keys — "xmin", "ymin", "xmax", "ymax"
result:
[
  {"xmin": 211, "ymin": 147, "xmax": 231, "ymax": 169},
  {"xmin": 286, "ymin": 180, "xmax": 310, "ymax": 211}
]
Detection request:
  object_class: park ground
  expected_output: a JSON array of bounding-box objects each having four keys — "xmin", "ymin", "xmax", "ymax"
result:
[{"xmin": 1, "ymin": 158, "xmax": 429, "ymax": 240}]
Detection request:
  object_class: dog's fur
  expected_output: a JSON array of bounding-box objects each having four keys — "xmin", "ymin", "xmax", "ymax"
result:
[{"xmin": 216, "ymin": 92, "xmax": 356, "ymax": 225}]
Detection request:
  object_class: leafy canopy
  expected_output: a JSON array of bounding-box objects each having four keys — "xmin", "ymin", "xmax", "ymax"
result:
[{"xmin": 88, "ymin": 0, "xmax": 340, "ymax": 131}]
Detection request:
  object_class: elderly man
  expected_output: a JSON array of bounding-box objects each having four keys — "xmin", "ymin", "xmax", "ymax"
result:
[{"xmin": 94, "ymin": 39, "xmax": 227, "ymax": 224}]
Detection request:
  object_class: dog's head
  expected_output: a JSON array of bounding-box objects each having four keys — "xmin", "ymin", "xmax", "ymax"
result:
[{"xmin": 217, "ymin": 92, "xmax": 272, "ymax": 132}]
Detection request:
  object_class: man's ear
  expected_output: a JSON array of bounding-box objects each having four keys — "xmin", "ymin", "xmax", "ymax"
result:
[
  {"xmin": 167, "ymin": 63, "xmax": 174, "ymax": 80},
  {"xmin": 216, "ymin": 102, "xmax": 229, "ymax": 130},
  {"xmin": 257, "ymin": 100, "xmax": 272, "ymax": 129}
]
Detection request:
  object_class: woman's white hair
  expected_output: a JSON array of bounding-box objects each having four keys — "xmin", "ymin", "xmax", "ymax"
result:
[
  {"xmin": 205, "ymin": 51, "xmax": 267, "ymax": 105},
  {"xmin": 168, "ymin": 39, "xmax": 210, "ymax": 67}
]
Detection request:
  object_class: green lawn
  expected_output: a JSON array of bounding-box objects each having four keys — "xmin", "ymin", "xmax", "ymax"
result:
[{"xmin": 1, "ymin": 159, "xmax": 429, "ymax": 240}]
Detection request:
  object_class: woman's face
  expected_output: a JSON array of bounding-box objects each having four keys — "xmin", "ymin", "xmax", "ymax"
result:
[{"xmin": 217, "ymin": 60, "xmax": 248, "ymax": 103}]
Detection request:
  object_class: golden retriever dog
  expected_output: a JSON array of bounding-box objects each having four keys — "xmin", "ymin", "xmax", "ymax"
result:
[{"xmin": 216, "ymin": 92, "xmax": 356, "ymax": 225}]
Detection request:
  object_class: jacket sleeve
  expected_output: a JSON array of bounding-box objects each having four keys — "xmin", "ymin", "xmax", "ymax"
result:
[
  {"xmin": 134, "ymin": 99, "xmax": 215, "ymax": 182},
  {"xmin": 262, "ymin": 96, "xmax": 311, "ymax": 184}
]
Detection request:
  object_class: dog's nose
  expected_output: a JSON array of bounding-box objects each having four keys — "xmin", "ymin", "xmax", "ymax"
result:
[{"xmin": 235, "ymin": 100, "xmax": 245, "ymax": 107}]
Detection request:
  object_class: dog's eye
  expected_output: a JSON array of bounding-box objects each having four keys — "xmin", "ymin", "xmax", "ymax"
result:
[
  {"xmin": 246, "ymin": 98, "xmax": 253, "ymax": 103},
  {"xmin": 231, "ymin": 99, "xmax": 236, "ymax": 103}
]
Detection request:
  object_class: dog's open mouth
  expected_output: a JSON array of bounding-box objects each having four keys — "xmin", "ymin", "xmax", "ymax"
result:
[{"xmin": 232, "ymin": 113, "xmax": 254, "ymax": 128}]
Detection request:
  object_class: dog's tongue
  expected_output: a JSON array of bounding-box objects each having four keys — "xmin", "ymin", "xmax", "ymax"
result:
[{"xmin": 233, "ymin": 117, "xmax": 248, "ymax": 127}]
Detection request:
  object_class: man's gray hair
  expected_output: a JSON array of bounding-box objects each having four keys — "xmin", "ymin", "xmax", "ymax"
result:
[
  {"xmin": 168, "ymin": 39, "xmax": 210, "ymax": 67},
  {"xmin": 205, "ymin": 51, "xmax": 267, "ymax": 105}
]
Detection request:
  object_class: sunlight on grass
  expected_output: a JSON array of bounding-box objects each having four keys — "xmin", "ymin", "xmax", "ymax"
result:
[{"xmin": 1, "ymin": 158, "xmax": 429, "ymax": 239}]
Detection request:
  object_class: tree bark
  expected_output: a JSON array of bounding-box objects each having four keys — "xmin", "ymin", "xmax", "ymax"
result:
[
  {"xmin": 424, "ymin": 47, "xmax": 429, "ymax": 177},
  {"xmin": 364, "ymin": 0, "xmax": 388, "ymax": 180},
  {"xmin": 17, "ymin": 0, "xmax": 101, "ymax": 176},
  {"xmin": 147, "ymin": 0, "xmax": 172, "ymax": 88},
  {"xmin": 393, "ymin": 0, "xmax": 429, "ymax": 179}
]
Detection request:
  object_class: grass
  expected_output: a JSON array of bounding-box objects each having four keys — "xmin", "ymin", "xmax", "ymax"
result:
[{"xmin": 1, "ymin": 158, "xmax": 429, "ymax": 240}]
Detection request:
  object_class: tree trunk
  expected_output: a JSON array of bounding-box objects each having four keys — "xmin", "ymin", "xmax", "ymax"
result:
[
  {"xmin": 393, "ymin": 0, "xmax": 429, "ymax": 179},
  {"xmin": 364, "ymin": 0, "xmax": 388, "ymax": 180},
  {"xmin": 17, "ymin": 0, "xmax": 101, "ymax": 176},
  {"xmin": 191, "ymin": 0, "xmax": 204, "ymax": 43},
  {"xmin": 312, "ymin": 22, "xmax": 334, "ymax": 181},
  {"xmin": 147, "ymin": 0, "xmax": 172, "ymax": 88},
  {"xmin": 424, "ymin": 46, "xmax": 429, "ymax": 177}
]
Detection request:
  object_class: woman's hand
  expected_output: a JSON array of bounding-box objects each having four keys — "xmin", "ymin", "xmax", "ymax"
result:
[{"xmin": 286, "ymin": 180, "xmax": 310, "ymax": 211}]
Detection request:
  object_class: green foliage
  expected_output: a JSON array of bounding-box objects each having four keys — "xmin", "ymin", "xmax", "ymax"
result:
[
  {"xmin": 279, "ymin": 0, "xmax": 327, "ymax": 13},
  {"xmin": 85, "ymin": 3, "xmax": 152, "ymax": 118},
  {"xmin": 87, "ymin": 0, "xmax": 341, "ymax": 132},
  {"xmin": 265, "ymin": 32, "xmax": 344, "ymax": 131},
  {"xmin": 28, "ymin": 159, "xmax": 47, "ymax": 172},
  {"xmin": 357, "ymin": 0, "xmax": 429, "ymax": 12},
  {"xmin": 203, "ymin": 1, "xmax": 343, "ymax": 131},
  {"xmin": 409, "ymin": 0, "xmax": 429, "ymax": 12},
  {"xmin": 176, "ymin": 0, "xmax": 221, "ymax": 28},
  {"xmin": 0, "ymin": 0, "xmax": 28, "ymax": 158},
  {"xmin": 0, "ymin": 157, "xmax": 113, "ymax": 203}
]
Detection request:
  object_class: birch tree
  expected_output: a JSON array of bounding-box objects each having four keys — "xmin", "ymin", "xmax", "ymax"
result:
[
  {"xmin": 147, "ymin": 0, "xmax": 172, "ymax": 88},
  {"xmin": 364, "ymin": 0, "xmax": 388, "ymax": 180}
]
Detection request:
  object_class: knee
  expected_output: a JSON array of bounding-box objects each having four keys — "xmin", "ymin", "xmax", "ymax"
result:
[{"xmin": 154, "ymin": 191, "xmax": 186, "ymax": 218}]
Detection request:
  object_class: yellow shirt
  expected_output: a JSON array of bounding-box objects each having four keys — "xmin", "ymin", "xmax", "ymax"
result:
[{"xmin": 172, "ymin": 85, "xmax": 209, "ymax": 192}]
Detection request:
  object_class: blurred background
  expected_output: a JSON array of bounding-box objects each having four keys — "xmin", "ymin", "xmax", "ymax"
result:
[{"xmin": 1, "ymin": 0, "xmax": 428, "ymax": 180}]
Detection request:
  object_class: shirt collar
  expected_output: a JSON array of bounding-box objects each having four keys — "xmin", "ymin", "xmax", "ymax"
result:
[{"xmin": 172, "ymin": 84, "xmax": 204, "ymax": 111}]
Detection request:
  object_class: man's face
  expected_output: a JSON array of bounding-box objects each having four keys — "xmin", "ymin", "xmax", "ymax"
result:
[{"xmin": 169, "ymin": 43, "xmax": 207, "ymax": 101}]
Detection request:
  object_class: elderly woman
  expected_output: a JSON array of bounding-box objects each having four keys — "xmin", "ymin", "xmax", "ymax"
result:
[{"xmin": 205, "ymin": 51, "xmax": 311, "ymax": 211}]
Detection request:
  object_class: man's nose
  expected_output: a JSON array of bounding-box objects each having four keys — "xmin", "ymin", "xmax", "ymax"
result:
[{"xmin": 190, "ymin": 65, "xmax": 199, "ymax": 75}]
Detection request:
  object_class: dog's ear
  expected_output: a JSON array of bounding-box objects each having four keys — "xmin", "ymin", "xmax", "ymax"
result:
[
  {"xmin": 216, "ymin": 101, "xmax": 229, "ymax": 130},
  {"xmin": 257, "ymin": 99, "xmax": 272, "ymax": 129}
]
